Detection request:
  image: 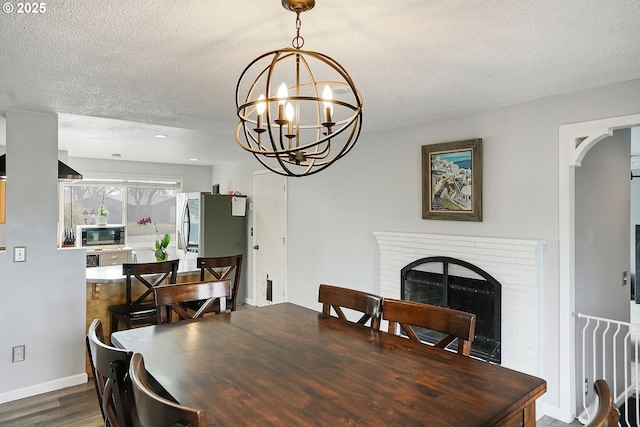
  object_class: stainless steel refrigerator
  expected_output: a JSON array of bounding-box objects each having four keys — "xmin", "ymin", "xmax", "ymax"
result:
[{"xmin": 176, "ymin": 192, "xmax": 248, "ymax": 303}]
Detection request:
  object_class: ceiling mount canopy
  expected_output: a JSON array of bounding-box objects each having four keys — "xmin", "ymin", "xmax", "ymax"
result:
[
  {"xmin": 235, "ymin": 0, "xmax": 363, "ymax": 177},
  {"xmin": 281, "ymin": 0, "xmax": 314, "ymax": 13}
]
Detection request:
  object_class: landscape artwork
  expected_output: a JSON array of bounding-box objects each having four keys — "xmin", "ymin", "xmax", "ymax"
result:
[{"xmin": 422, "ymin": 138, "xmax": 482, "ymax": 222}]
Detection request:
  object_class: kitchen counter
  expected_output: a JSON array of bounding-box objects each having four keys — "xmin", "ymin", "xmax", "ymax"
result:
[
  {"xmin": 84, "ymin": 254, "xmax": 201, "ymax": 374},
  {"xmin": 85, "ymin": 256, "xmax": 199, "ymax": 284}
]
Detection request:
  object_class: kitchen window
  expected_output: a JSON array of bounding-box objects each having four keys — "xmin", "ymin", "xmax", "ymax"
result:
[{"xmin": 60, "ymin": 175, "xmax": 182, "ymax": 249}]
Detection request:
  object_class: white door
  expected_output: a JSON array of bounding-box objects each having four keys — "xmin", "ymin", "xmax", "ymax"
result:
[{"xmin": 253, "ymin": 171, "xmax": 287, "ymax": 306}]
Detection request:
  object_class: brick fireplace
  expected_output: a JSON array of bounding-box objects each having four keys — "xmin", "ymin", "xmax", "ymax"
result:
[
  {"xmin": 402, "ymin": 256, "xmax": 502, "ymax": 363},
  {"xmin": 375, "ymin": 231, "xmax": 546, "ymax": 376}
]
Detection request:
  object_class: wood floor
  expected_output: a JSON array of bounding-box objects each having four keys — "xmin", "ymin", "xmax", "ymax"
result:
[
  {"xmin": 0, "ymin": 379, "xmax": 580, "ymax": 426},
  {"xmin": 0, "ymin": 382, "xmax": 102, "ymax": 427}
]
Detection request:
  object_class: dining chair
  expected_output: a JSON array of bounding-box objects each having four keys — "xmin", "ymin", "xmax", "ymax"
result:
[
  {"xmin": 86, "ymin": 319, "xmax": 138, "ymax": 427},
  {"xmin": 382, "ymin": 298, "xmax": 477, "ymax": 356},
  {"xmin": 318, "ymin": 284, "xmax": 383, "ymax": 330},
  {"xmin": 154, "ymin": 279, "xmax": 231, "ymax": 324},
  {"xmin": 109, "ymin": 259, "xmax": 179, "ymax": 333},
  {"xmin": 183, "ymin": 255, "xmax": 243, "ymax": 314},
  {"xmin": 129, "ymin": 352, "xmax": 208, "ymax": 427},
  {"xmin": 586, "ymin": 379, "xmax": 620, "ymax": 427}
]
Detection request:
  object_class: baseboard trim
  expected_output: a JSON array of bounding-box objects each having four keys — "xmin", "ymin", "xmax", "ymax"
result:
[
  {"xmin": 0, "ymin": 373, "xmax": 88, "ymax": 404},
  {"xmin": 539, "ymin": 402, "xmax": 575, "ymax": 424}
]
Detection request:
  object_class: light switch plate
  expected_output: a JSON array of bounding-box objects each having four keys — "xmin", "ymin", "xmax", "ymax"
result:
[{"xmin": 13, "ymin": 246, "xmax": 26, "ymax": 262}]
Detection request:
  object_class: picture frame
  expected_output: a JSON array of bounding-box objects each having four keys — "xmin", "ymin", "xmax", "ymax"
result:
[{"xmin": 422, "ymin": 138, "xmax": 482, "ymax": 222}]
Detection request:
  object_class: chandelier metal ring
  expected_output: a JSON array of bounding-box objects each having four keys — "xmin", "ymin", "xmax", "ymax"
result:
[
  {"xmin": 234, "ymin": 0, "xmax": 363, "ymax": 177},
  {"xmin": 292, "ymin": 35, "xmax": 304, "ymax": 49}
]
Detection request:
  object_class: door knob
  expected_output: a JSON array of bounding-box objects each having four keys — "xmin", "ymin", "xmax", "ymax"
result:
[{"xmin": 253, "ymin": 245, "xmax": 259, "ymax": 250}]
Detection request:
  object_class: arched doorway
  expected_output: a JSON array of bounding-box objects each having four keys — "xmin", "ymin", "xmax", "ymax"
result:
[{"xmin": 558, "ymin": 113, "xmax": 640, "ymax": 419}]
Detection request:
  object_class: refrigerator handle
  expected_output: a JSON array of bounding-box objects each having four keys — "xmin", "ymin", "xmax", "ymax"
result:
[{"xmin": 181, "ymin": 198, "xmax": 190, "ymax": 254}]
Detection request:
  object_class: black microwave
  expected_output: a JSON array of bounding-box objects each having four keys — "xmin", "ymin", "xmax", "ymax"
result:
[{"xmin": 78, "ymin": 225, "xmax": 126, "ymax": 247}]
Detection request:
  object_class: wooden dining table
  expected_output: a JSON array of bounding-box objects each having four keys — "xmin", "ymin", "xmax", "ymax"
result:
[{"xmin": 111, "ymin": 303, "xmax": 546, "ymax": 426}]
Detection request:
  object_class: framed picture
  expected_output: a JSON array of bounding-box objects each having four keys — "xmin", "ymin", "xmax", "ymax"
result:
[{"xmin": 422, "ymin": 138, "xmax": 482, "ymax": 221}]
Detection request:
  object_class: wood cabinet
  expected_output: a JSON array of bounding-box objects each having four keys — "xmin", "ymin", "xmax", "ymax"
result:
[
  {"xmin": 87, "ymin": 248, "xmax": 132, "ymax": 267},
  {"xmin": 98, "ymin": 249, "xmax": 131, "ymax": 266}
]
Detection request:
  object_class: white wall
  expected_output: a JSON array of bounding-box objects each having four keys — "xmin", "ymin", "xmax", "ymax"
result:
[
  {"xmin": 576, "ymin": 129, "xmax": 631, "ymax": 320},
  {"xmin": 211, "ymin": 159, "xmax": 257, "ymax": 196},
  {"xmin": 216, "ymin": 78, "xmax": 640, "ymax": 418},
  {"xmin": 0, "ymin": 110, "xmax": 86, "ymax": 402}
]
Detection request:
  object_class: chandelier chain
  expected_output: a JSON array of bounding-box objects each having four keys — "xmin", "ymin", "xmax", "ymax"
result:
[{"xmin": 292, "ymin": 11, "xmax": 304, "ymax": 49}]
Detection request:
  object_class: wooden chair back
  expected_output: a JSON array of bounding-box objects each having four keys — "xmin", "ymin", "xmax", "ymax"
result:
[
  {"xmin": 383, "ymin": 298, "xmax": 476, "ymax": 356},
  {"xmin": 110, "ymin": 259, "xmax": 179, "ymax": 332},
  {"xmin": 86, "ymin": 319, "xmax": 137, "ymax": 427},
  {"xmin": 197, "ymin": 255, "xmax": 242, "ymax": 311},
  {"xmin": 318, "ymin": 284, "xmax": 383, "ymax": 330},
  {"xmin": 129, "ymin": 352, "xmax": 208, "ymax": 427},
  {"xmin": 586, "ymin": 379, "xmax": 620, "ymax": 427},
  {"xmin": 154, "ymin": 280, "xmax": 231, "ymax": 324}
]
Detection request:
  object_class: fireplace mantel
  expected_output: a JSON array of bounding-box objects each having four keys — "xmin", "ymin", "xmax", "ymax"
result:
[{"xmin": 374, "ymin": 231, "xmax": 546, "ymax": 376}]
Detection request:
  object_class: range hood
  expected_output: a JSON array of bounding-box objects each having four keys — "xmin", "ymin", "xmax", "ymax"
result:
[{"xmin": 0, "ymin": 154, "xmax": 83, "ymax": 180}]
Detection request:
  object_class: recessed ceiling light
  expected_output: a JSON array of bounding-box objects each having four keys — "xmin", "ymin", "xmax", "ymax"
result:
[
  {"xmin": 154, "ymin": 134, "xmax": 167, "ymax": 138},
  {"xmin": 189, "ymin": 158, "xmax": 199, "ymax": 161}
]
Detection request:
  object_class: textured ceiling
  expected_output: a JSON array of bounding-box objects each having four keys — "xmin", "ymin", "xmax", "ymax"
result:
[{"xmin": 1, "ymin": 0, "xmax": 640, "ymax": 166}]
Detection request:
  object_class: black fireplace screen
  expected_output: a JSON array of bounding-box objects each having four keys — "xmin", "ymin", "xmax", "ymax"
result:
[{"xmin": 401, "ymin": 256, "xmax": 501, "ymax": 363}]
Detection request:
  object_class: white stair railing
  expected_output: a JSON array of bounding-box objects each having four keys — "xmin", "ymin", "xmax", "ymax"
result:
[{"xmin": 577, "ymin": 312, "xmax": 637, "ymax": 426}]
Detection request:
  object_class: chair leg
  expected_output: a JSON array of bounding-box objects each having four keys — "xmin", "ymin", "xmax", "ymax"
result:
[{"xmin": 110, "ymin": 313, "xmax": 119, "ymax": 334}]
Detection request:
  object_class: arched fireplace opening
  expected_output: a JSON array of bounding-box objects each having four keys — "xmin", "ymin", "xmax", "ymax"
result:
[{"xmin": 401, "ymin": 256, "xmax": 502, "ymax": 363}]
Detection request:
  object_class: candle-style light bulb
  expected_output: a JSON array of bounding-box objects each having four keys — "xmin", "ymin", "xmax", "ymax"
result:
[
  {"xmin": 322, "ymin": 85, "xmax": 333, "ymax": 123},
  {"xmin": 285, "ymin": 102, "xmax": 294, "ymax": 135},
  {"xmin": 278, "ymin": 83, "xmax": 288, "ymax": 103},
  {"xmin": 277, "ymin": 83, "xmax": 288, "ymax": 121},
  {"xmin": 256, "ymin": 94, "xmax": 266, "ymax": 129}
]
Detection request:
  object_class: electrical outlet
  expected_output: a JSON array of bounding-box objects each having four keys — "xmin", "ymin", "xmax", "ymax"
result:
[
  {"xmin": 12, "ymin": 345, "xmax": 25, "ymax": 363},
  {"xmin": 13, "ymin": 246, "xmax": 26, "ymax": 263}
]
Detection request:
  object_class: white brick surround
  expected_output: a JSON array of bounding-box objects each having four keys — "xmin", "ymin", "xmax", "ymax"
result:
[{"xmin": 374, "ymin": 231, "xmax": 546, "ymax": 376}]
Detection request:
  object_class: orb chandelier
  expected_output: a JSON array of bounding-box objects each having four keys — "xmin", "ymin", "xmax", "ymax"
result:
[{"xmin": 235, "ymin": 0, "xmax": 363, "ymax": 177}]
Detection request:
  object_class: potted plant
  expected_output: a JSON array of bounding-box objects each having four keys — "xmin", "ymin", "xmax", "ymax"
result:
[
  {"xmin": 97, "ymin": 204, "xmax": 108, "ymax": 225},
  {"xmin": 137, "ymin": 216, "xmax": 171, "ymax": 261},
  {"xmin": 155, "ymin": 233, "xmax": 170, "ymax": 261}
]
